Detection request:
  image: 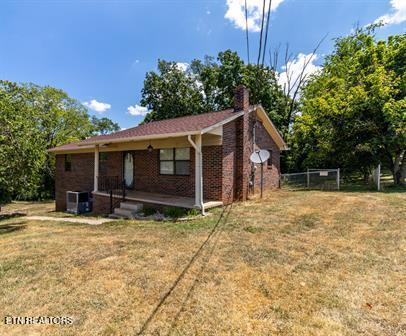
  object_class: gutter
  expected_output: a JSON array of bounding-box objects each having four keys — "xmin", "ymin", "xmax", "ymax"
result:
[{"xmin": 77, "ymin": 130, "xmax": 202, "ymax": 147}]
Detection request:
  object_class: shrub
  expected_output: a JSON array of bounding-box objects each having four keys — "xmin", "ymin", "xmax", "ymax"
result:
[
  {"xmin": 186, "ymin": 208, "xmax": 199, "ymax": 217},
  {"xmin": 143, "ymin": 207, "xmax": 156, "ymax": 216},
  {"xmin": 163, "ymin": 207, "xmax": 187, "ymax": 219}
]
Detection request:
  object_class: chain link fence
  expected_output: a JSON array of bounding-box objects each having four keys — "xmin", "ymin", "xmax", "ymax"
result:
[{"xmin": 281, "ymin": 169, "xmax": 340, "ymax": 190}]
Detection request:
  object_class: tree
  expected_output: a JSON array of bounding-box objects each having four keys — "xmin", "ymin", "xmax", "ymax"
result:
[
  {"xmin": 141, "ymin": 60, "xmax": 206, "ymax": 123},
  {"xmin": 0, "ymin": 81, "xmax": 44, "ymax": 202},
  {"xmin": 90, "ymin": 116, "xmax": 120, "ymax": 135},
  {"xmin": 0, "ymin": 81, "xmax": 120, "ymax": 202},
  {"xmin": 291, "ymin": 27, "xmax": 405, "ymax": 185},
  {"xmin": 140, "ymin": 50, "xmax": 289, "ymax": 133},
  {"xmin": 28, "ymin": 84, "xmax": 95, "ymax": 198}
]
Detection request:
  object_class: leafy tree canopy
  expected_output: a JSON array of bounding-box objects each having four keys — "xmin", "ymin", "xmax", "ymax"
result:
[
  {"xmin": 141, "ymin": 50, "xmax": 289, "ymax": 134},
  {"xmin": 90, "ymin": 116, "xmax": 120, "ymax": 135},
  {"xmin": 291, "ymin": 27, "xmax": 405, "ymax": 184},
  {"xmin": 0, "ymin": 80, "xmax": 119, "ymax": 202}
]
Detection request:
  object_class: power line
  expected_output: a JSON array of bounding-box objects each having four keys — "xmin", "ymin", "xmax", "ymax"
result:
[
  {"xmin": 244, "ymin": 0, "xmax": 250, "ymax": 64},
  {"xmin": 257, "ymin": 0, "xmax": 266, "ymax": 65},
  {"xmin": 261, "ymin": 0, "xmax": 272, "ymax": 66}
]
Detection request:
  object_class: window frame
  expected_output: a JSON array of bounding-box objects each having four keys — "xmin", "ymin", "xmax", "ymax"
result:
[
  {"xmin": 64, "ymin": 154, "xmax": 72, "ymax": 172},
  {"xmin": 159, "ymin": 148, "xmax": 190, "ymax": 176}
]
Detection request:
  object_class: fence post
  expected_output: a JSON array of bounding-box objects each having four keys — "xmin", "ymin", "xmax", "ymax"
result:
[
  {"xmin": 337, "ymin": 168, "xmax": 340, "ymax": 191},
  {"xmin": 307, "ymin": 168, "xmax": 310, "ymax": 189},
  {"xmin": 377, "ymin": 164, "xmax": 381, "ymax": 191}
]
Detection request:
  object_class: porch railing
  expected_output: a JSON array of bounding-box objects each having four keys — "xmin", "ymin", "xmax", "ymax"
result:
[{"xmin": 97, "ymin": 175, "xmax": 126, "ymax": 213}]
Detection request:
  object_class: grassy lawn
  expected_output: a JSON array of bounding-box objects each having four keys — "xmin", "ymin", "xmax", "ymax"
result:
[{"xmin": 0, "ymin": 190, "xmax": 404, "ymax": 335}]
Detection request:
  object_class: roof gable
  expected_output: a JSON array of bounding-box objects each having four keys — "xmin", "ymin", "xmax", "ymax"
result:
[{"xmin": 251, "ymin": 105, "xmax": 288, "ymax": 151}]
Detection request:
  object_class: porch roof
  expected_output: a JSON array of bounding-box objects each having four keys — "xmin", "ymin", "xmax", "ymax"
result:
[{"xmin": 49, "ymin": 108, "xmax": 243, "ymax": 153}]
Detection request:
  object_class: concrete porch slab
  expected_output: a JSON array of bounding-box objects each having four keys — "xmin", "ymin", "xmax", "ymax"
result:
[{"xmin": 93, "ymin": 190, "xmax": 223, "ymax": 209}]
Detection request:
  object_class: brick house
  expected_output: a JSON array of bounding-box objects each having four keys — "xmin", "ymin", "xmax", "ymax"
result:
[{"xmin": 49, "ymin": 86, "xmax": 287, "ymax": 215}]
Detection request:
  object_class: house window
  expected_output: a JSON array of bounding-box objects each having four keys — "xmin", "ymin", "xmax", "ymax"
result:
[
  {"xmin": 160, "ymin": 148, "xmax": 190, "ymax": 175},
  {"xmin": 65, "ymin": 154, "xmax": 72, "ymax": 172},
  {"xmin": 267, "ymin": 149, "xmax": 273, "ymax": 168}
]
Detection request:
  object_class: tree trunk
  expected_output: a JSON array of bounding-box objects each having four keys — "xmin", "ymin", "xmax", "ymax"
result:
[{"xmin": 393, "ymin": 151, "xmax": 405, "ymax": 186}]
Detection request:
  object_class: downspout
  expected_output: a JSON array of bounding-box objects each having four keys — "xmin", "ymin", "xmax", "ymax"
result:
[
  {"xmin": 188, "ymin": 134, "xmax": 205, "ymax": 215},
  {"xmin": 252, "ymin": 116, "xmax": 257, "ymax": 193}
]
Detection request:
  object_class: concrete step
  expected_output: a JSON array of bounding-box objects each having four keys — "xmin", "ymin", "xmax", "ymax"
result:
[
  {"xmin": 120, "ymin": 202, "xmax": 143, "ymax": 212},
  {"xmin": 114, "ymin": 208, "xmax": 137, "ymax": 219}
]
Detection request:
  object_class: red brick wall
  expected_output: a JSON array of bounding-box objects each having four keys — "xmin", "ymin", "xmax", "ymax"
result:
[
  {"xmin": 133, "ymin": 149, "xmax": 195, "ymax": 197},
  {"xmin": 92, "ymin": 193, "xmax": 112, "ymax": 214},
  {"xmin": 100, "ymin": 151, "xmax": 123, "ymax": 179},
  {"xmin": 252, "ymin": 122, "xmax": 281, "ymax": 192},
  {"xmin": 203, "ymin": 146, "xmax": 223, "ymax": 201},
  {"xmin": 222, "ymin": 110, "xmax": 281, "ymax": 204},
  {"xmin": 55, "ymin": 153, "xmax": 94, "ymax": 211}
]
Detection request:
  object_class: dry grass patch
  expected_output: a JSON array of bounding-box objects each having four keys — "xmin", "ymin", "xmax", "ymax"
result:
[{"xmin": 0, "ymin": 190, "xmax": 405, "ymax": 335}]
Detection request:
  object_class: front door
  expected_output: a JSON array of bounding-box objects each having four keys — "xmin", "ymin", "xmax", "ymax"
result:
[{"xmin": 123, "ymin": 152, "xmax": 134, "ymax": 189}]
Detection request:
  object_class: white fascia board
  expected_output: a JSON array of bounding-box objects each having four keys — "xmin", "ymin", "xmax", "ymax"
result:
[
  {"xmin": 201, "ymin": 111, "xmax": 244, "ymax": 134},
  {"xmin": 77, "ymin": 130, "xmax": 201, "ymax": 146},
  {"xmin": 253, "ymin": 105, "xmax": 289, "ymax": 150}
]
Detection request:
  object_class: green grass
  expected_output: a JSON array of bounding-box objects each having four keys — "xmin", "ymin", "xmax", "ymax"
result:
[{"xmin": 0, "ymin": 190, "xmax": 404, "ymax": 335}]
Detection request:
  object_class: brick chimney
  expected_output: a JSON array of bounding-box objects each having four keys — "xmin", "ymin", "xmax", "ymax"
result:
[{"xmin": 234, "ymin": 85, "xmax": 249, "ymax": 111}]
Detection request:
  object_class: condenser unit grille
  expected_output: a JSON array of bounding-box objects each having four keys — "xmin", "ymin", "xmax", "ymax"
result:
[
  {"xmin": 66, "ymin": 191, "xmax": 91, "ymax": 214},
  {"xmin": 67, "ymin": 193, "xmax": 78, "ymax": 204}
]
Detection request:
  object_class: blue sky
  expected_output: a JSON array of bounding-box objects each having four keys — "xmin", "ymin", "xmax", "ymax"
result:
[{"xmin": 1, "ymin": 0, "xmax": 405, "ymax": 128}]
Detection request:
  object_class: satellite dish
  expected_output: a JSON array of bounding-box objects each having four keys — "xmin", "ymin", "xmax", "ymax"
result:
[{"xmin": 250, "ymin": 149, "xmax": 270, "ymax": 164}]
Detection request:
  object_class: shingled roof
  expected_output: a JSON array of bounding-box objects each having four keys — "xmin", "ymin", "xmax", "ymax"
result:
[{"xmin": 49, "ymin": 108, "xmax": 243, "ymax": 152}]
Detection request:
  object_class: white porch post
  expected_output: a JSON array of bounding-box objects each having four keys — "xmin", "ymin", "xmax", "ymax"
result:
[
  {"xmin": 188, "ymin": 134, "xmax": 205, "ymax": 215},
  {"xmin": 196, "ymin": 134, "xmax": 205, "ymax": 214},
  {"xmin": 94, "ymin": 145, "xmax": 99, "ymax": 191}
]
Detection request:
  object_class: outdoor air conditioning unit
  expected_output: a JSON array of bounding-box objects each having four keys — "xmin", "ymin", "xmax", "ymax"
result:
[{"xmin": 66, "ymin": 191, "xmax": 92, "ymax": 214}]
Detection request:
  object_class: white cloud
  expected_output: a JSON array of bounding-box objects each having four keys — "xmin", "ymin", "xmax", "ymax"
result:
[
  {"xmin": 225, "ymin": 0, "xmax": 285, "ymax": 32},
  {"xmin": 127, "ymin": 104, "xmax": 150, "ymax": 116},
  {"xmin": 374, "ymin": 0, "xmax": 406, "ymax": 25},
  {"xmin": 206, "ymin": 10, "xmax": 211, "ymax": 15},
  {"xmin": 176, "ymin": 62, "xmax": 189, "ymax": 72},
  {"xmin": 278, "ymin": 53, "xmax": 321, "ymax": 96},
  {"xmin": 83, "ymin": 99, "xmax": 111, "ymax": 113}
]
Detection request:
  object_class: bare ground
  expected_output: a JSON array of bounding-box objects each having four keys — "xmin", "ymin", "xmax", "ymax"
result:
[{"xmin": 0, "ymin": 190, "xmax": 405, "ymax": 335}]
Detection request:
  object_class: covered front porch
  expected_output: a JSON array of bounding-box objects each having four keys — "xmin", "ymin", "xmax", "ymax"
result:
[{"xmin": 89, "ymin": 131, "xmax": 225, "ymax": 214}]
